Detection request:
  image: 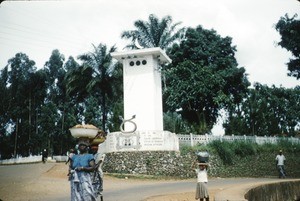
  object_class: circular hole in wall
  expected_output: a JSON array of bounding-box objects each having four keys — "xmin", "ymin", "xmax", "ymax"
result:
[
  {"xmin": 142, "ymin": 60, "xmax": 147, "ymax": 65},
  {"xmin": 129, "ymin": 61, "xmax": 134, "ymax": 66},
  {"xmin": 136, "ymin": 60, "xmax": 141, "ymax": 66}
]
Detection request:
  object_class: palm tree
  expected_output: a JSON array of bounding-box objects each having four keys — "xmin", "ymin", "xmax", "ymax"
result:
[
  {"xmin": 121, "ymin": 14, "xmax": 185, "ymax": 50},
  {"xmin": 66, "ymin": 44, "xmax": 118, "ymax": 132}
]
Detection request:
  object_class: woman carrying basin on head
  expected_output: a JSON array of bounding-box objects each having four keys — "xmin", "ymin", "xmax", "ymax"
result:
[
  {"xmin": 69, "ymin": 139, "xmax": 96, "ymax": 201},
  {"xmin": 192, "ymin": 161, "xmax": 210, "ymax": 201}
]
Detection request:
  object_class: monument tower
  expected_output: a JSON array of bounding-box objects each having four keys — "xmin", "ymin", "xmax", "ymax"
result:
[
  {"xmin": 112, "ymin": 47, "xmax": 170, "ymax": 131},
  {"xmin": 103, "ymin": 47, "xmax": 179, "ymax": 152}
]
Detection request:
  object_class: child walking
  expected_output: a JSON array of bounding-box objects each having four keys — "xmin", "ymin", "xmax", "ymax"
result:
[{"xmin": 192, "ymin": 161, "xmax": 209, "ymax": 201}]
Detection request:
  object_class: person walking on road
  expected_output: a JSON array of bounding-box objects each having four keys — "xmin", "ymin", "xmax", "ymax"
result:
[
  {"xmin": 42, "ymin": 149, "xmax": 48, "ymax": 163},
  {"xmin": 66, "ymin": 149, "xmax": 75, "ymax": 165},
  {"xmin": 275, "ymin": 149, "xmax": 286, "ymax": 178},
  {"xmin": 69, "ymin": 139, "xmax": 96, "ymax": 201},
  {"xmin": 192, "ymin": 161, "xmax": 210, "ymax": 201}
]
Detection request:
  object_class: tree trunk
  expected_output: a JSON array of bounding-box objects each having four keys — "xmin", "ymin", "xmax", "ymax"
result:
[
  {"xmin": 61, "ymin": 104, "xmax": 65, "ymax": 155},
  {"xmin": 14, "ymin": 119, "xmax": 18, "ymax": 158},
  {"xmin": 28, "ymin": 92, "xmax": 32, "ymax": 155},
  {"xmin": 102, "ymin": 91, "xmax": 106, "ymax": 132}
]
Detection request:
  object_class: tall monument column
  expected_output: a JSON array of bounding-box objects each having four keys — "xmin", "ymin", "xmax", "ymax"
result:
[
  {"xmin": 104, "ymin": 47, "xmax": 178, "ymax": 152},
  {"xmin": 111, "ymin": 47, "xmax": 171, "ymax": 131}
]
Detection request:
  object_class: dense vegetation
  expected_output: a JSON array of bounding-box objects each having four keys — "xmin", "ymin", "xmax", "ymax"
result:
[
  {"xmin": 275, "ymin": 14, "xmax": 300, "ymax": 80},
  {"xmin": 103, "ymin": 140, "xmax": 300, "ymax": 178},
  {"xmin": 184, "ymin": 140, "xmax": 300, "ymax": 178},
  {"xmin": 0, "ymin": 14, "xmax": 299, "ymax": 159}
]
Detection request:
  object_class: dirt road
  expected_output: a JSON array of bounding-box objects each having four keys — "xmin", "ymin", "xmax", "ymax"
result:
[
  {"xmin": 0, "ymin": 162, "xmax": 288, "ymax": 201},
  {"xmin": 0, "ymin": 163, "xmax": 199, "ymax": 201}
]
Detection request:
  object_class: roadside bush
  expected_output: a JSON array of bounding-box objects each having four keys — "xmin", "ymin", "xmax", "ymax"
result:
[
  {"xmin": 232, "ymin": 141, "xmax": 257, "ymax": 157},
  {"xmin": 180, "ymin": 144, "xmax": 213, "ymax": 157},
  {"xmin": 277, "ymin": 139, "xmax": 300, "ymax": 153},
  {"xmin": 257, "ymin": 140, "xmax": 300, "ymax": 153},
  {"xmin": 208, "ymin": 140, "xmax": 234, "ymax": 165},
  {"xmin": 179, "ymin": 144, "xmax": 194, "ymax": 156}
]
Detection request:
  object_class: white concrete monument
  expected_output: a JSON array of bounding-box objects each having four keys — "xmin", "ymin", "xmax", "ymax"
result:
[{"xmin": 103, "ymin": 47, "xmax": 179, "ymax": 152}]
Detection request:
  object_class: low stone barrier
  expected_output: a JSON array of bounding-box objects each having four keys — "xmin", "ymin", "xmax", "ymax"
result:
[
  {"xmin": 245, "ymin": 180, "xmax": 300, "ymax": 201},
  {"xmin": 0, "ymin": 155, "xmax": 68, "ymax": 165},
  {"xmin": 214, "ymin": 179, "xmax": 300, "ymax": 201},
  {"xmin": 53, "ymin": 155, "xmax": 68, "ymax": 162},
  {"xmin": 0, "ymin": 155, "xmax": 42, "ymax": 165}
]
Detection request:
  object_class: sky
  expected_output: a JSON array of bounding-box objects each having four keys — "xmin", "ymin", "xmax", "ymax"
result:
[{"xmin": 0, "ymin": 0, "xmax": 299, "ymax": 135}]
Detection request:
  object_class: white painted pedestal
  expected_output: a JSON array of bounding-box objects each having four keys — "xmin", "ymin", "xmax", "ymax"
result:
[{"xmin": 101, "ymin": 131, "xmax": 179, "ymax": 153}]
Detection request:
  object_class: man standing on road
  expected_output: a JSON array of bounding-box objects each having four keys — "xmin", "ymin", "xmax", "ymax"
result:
[
  {"xmin": 275, "ymin": 149, "xmax": 286, "ymax": 178},
  {"xmin": 42, "ymin": 149, "xmax": 48, "ymax": 164}
]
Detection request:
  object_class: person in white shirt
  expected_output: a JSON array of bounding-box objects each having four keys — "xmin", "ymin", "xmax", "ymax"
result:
[
  {"xmin": 275, "ymin": 150, "xmax": 286, "ymax": 178},
  {"xmin": 192, "ymin": 161, "xmax": 209, "ymax": 201}
]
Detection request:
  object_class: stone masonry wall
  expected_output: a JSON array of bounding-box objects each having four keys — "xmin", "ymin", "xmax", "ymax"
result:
[
  {"xmin": 102, "ymin": 151, "xmax": 300, "ymax": 179},
  {"xmin": 102, "ymin": 151, "xmax": 222, "ymax": 178},
  {"xmin": 245, "ymin": 180, "xmax": 300, "ymax": 201}
]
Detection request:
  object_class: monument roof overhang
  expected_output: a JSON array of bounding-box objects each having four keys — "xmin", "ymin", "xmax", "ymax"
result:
[{"xmin": 111, "ymin": 47, "xmax": 172, "ymax": 64}]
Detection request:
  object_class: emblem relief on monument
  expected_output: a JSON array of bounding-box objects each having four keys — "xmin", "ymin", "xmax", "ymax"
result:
[{"xmin": 116, "ymin": 132, "xmax": 141, "ymax": 150}]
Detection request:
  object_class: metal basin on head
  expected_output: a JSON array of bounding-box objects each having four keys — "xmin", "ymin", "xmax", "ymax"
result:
[{"xmin": 69, "ymin": 126, "xmax": 98, "ymax": 138}]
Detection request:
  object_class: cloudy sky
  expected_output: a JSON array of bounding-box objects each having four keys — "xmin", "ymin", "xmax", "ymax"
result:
[{"xmin": 0, "ymin": 0, "xmax": 299, "ymax": 88}]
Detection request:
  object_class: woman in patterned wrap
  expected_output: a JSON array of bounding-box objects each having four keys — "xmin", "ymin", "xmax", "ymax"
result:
[{"xmin": 69, "ymin": 139, "xmax": 96, "ymax": 201}]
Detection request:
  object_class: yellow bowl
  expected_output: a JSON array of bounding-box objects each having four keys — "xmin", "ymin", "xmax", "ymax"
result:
[{"xmin": 91, "ymin": 137, "xmax": 106, "ymax": 145}]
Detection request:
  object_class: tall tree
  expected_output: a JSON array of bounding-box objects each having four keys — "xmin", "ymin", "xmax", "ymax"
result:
[
  {"xmin": 5, "ymin": 53, "xmax": 37, "ymax": 156},
  {"xmin": 165, "ymin": 25, "xmax": 250, "ymax": 133},
  {"xmin": 44, "ymin": 49, "xmax": 65, "ymax": 101},
  {"xmin": 224, "ymin": 83, "xmax": 300, "ymax": 136},
  {"xmin": 24, "ymin": 69, "xmax": 47, "ymax": 154},
  {"xmin": 0, "ymin": 66, "xmax": 11, "ymax": 158},
  {"xmin": 67, "ymin": 44, "xmax": 119, "ymax": 132},
  {"xmin": 121, "ymin": 14, "xmax": 185, "ymax": 50},
  {"xmin": 42, "ymin": 50, "xmax": 66, "ymax": 154},
  {"xmin": 0, "ymin": 66, "xmax": 9, "ymax": 130},
  {"xmin": 275, "ymin": 14, "xmax": 300, "ymax": 80}
]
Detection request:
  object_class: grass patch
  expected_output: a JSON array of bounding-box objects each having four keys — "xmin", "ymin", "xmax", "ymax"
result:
[{"xmin": 208, "ymin": 140, "xmax": 235, "ymax": 165}]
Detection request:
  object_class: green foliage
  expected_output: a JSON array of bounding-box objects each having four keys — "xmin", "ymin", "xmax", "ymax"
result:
[
  {"xmin": 2, "ymin": 52, "xmax": 47, "ymax": 157},
  {"xmin": 68, "ymin": 43, "xmax": 119, "ymax": 132},
  {"xmin": 275, "ymin": 14, "xmax": 300, "ymax": 80},
  {"xmin": 121, "ymin": 14, "xmax": 185, "ymax": 50},
  {"xmin": 276, "ymin": 138, "xmax": 300, "ymax": 153},
  {"xmin": 232, "ymin": 141, "xmax": 257, "ymax": 157},
  {"xmin": 208, "ymin": 141, "xmax": 235, "ymax": 165},
  {"xmin": 107, "ymin": 100, "xmax": 124, "ymax": 132},
  {"xmin": 223, "ymin": 113, "xmax": 248, "ymax": 135},
  {"xmin": 205, "ymin": 141, "xmax": 256, "ymax": 165},
  {"xmin": 198, "ymin": 141, "xmax": 300, "ymax": 178},
  {"xmin": 165, "ymin": 25, "xmax": 250, "ymax": 133},
  {"xmin": 179, "ymin": 144, "xmax": 197, "ymax": 156},
  {"xmin": 224, "ymin": 83, "xmax": 300, "ymax": 136},
  {"xmin": 104, "ymin": 143, "xmax": 300, "ymax": 178},
  {"xmin": 1, "ymin": 14, "xmax": 300, "ymax": 159},
  {"xmin": 163, "ymin": 112, "xmax": 196, "ymax": 134},
  {"xmin": 0, "ymin": 44, "xmax": 124, "ymax": 158}
]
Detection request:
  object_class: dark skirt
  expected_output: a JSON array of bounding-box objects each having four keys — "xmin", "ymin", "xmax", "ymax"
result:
[{"xmin": 195, "ymin": 182, "xmax": 209, "ymax": 199}]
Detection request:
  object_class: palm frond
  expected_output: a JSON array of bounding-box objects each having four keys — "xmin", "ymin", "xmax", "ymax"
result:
[{"xmin": 121, "ymin": 14, "xmax": 185, "ymax": 50}]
